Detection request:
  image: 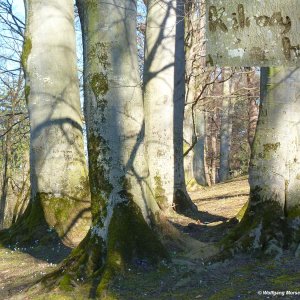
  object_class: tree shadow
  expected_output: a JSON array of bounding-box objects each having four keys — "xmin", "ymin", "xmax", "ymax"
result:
[
  {"xmin": 3, "ymin": 242, "xmax": 71, "ymax": 264},
  {"xmin": 170, "ymin": 213, "xmax": 237, "ymax": 244},
  {"xmin": 196, "ymin": 193, "xmax": 249, "ymax": 202}
]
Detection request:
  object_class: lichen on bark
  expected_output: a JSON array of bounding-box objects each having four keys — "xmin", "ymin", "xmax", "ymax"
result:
[
  {"xmin": 220, "ymin": 192, "xmax": 286, "ymax": 257},
  {"xmin": 87, "ymin": 132, "xmax": 112, "ymax": 225},
  {"xmin": 219, "ymin": 67, "xmax": 300, "ymax": 258},
  {"xmin": 89, "ymin": 72, "xmax": 109, "ymax": 96},
  {"xmin": 154, "ymin": 175, "xmax": 169, "ymax": 210}
]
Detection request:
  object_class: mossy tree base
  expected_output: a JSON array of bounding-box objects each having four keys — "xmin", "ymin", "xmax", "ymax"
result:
[
  {"xmin": 219, "ymin": 196, "xmax": 300, "ymax": 259},
  {"xmin": 41, "ymin": 198, "xmax": 168, "ymax": 298},
  {"xmin": 37, "ymin": 192, "xmax": 91, "ymax": 247},
  {"xmin": 0, "ymin": 199, "xmax": 62, "ymax": 248}
]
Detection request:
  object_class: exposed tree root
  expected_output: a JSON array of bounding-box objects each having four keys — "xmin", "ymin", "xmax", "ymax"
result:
[
  {"xmin": 39, "ymin": 196, "xmax": 219, "ymax": 298},
  {"xmin": 40, "ymin": 200, "xmax": 168, "ymax": 298},
  {"xmin": 217, "ymin": 198, "xmax": 300, "ymax": 260},
  {"xmin": 154, "ymin": 212, "xmax": 218, "ymax": 260}
]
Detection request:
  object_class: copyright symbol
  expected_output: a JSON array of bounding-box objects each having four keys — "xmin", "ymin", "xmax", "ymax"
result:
[{"xmin": 258, "ymin": 291, "xmax": 262, "ymax": 295}]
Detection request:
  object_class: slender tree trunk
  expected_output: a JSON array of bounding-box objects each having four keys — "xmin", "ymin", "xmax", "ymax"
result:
[
  {"xmin": 185, "ymin": 0, "xmax": 208, "ymax": 187},
  {"xmin": 219, "ymin": 69, "xmax": 232, "ymax": 182},
  {"xmin": 193, "ymin": 108, "xmax": 207, "ymax": 185},
  {"xmin": 0, "ymin": 122, "xmax": 11, "ymax": 229},
  {"xmin": 183, "ymin": 107, "xmax": 194, "ymax": 187},
  {"xmin": 184, "ymin": 0, "xmax": 197, "ymax": 188},
  {"xmin": 144, "ymin": 0, "xmax": 197, "ymax": 213},
  {"xmin": 222, "ymin": 67, "xmax": 300, "ymax": 257},
  {"xmin": 6, "ymin": 0, "xmax": 91, "ymax": 247},
  {"xmin": 204, "ymin": 125, "xmax": 212, "ymax": 186},
  {"xmin": 210, "ymin": 108, "xmax": 217, "ymax": 184},
  {"xmin": 246, "ymin": 68, "xmax": 259, "ymax": 147}
]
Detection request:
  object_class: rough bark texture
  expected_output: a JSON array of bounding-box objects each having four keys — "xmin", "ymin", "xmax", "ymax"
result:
[
  {"xmin": 57, "ymin": 0, "xmax": 167, "ymax": 295},
  {"xmin": 221, "ymin": 67, "xmax": 300, "ymax": 257},
  {"xmin": 8, "ymin": 0, "xmax": 91, "ymax": 247},
  {"xmin": 144, "ymin": 0, "xmax": 197, "ymax": 213}
]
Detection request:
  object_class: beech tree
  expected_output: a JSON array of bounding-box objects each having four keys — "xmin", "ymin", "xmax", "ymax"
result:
[
  {"xmin": 144, "ymin": 0, "xmax": 197, "ymax": 212},
  {"xmin": 222, "ymin": 67, "xmax": 300, "ymax": 256},
  {"xmin": 1, "ymin": 0, "xmax": 91, "ymax": 247},
  {"xmin": 51, "ymin": 0, "xmax": 167, "ymax": 295}
]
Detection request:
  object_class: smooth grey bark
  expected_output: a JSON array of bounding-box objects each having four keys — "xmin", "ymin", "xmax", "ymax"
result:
[
  {"xmin": 185, "ymin": 0, "xmax": 208, "ymax": 187},
  {"xmin": 193, "ymin": 108, "xmax": 207, "ymax": 185},
  {"xmin": 23, "ymin": 0, "xmax": 91, "ymax": 246},
  {"xmin": 223, "ymin": 67, "xmax": 300, "ymax": 256},
  {"xmin": 219, "ymin": 69, "xmax": 233, "ymax": 182},
  {"xmin": 79, "ymin": 0, "xmax": 159, "ymax": 229},
  {"xmin": 248, "ymin": 66, "xmax": 300, "ymax": 254},
  {"xmin": 144, "ymin": 0, "xmax": 197, "ymax": 212},
  {"xmin": 250, "ymin": 67, "xmax": 300, "ymax": 215},
  {"xmin": 183, "ymin": 1, "xmax": 197, "ymax": 189},
  {"xmin": 183, "ymin": 108, "xmax": 194, "ymax": 186}
]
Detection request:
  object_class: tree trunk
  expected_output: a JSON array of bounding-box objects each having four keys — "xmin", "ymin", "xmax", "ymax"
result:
[
  {"xmin": 185, "ymin": 0, "xmax": 208, "ymax": 187},
  {"xmin": 204, "ymin": 111, "xmax": 212, "ymax": 186},
  {"xmin": 210, "ymin": 108, "xmax": 217, "ymax": 184},
  {"xmin": 144, "ymin": 0, "xmax": 197, "ymax": 213},
  {"xmin": 183, "ymin": 107, "xmax": 195, "ymax": 187},
  {"xmin": 193, "ymin": 108, "xmax": 207, "ymax": 185},
  {"xmin": 246, "ymin": 68, "xmax": 259, "ymax": 147},
  {"xmin": 219, "ymin": 69, "xmax": 232, "ymax": 182},
  {"xmin": 0, "ymin": 121, "xmax": 11, "ymax": 229},
  {"xmin": 5, "ymin": 0, "xmax": 91, "ymax": 247},
  {"xmin": 222, "ymin": 67, "xmax": 300, "ymax": 257},
  {"xmin": 58, "ymin": 0, "xmax": 167, "ymax": 295}
]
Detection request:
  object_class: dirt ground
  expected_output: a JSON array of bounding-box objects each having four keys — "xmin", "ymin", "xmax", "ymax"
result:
[{"xmin": 1, "ymin": 177, "xmax": 300, "ymax": 299}]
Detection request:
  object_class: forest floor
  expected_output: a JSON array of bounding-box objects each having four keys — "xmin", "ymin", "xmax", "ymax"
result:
[{"xmin": 1, "ymin": 176, "xmax": 300, "ymax": 299}]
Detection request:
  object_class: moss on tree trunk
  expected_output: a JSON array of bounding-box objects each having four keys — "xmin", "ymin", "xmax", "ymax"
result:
[
  {"xmin": 42, "ymin": 197, "xmax": 168, "ymax": 297},
  {"xmin": 12, "ymin": 0, "xmax": 92, "ymax": 247},
  {"xmin": 41, "ymin": 0, "xmax": 170, "ymax": 295},
  {"xmin": 220, "ymin": 187, "xmax": 300, "ymax": 258},
  {"xmin": 219, "ymin": 67, "xmax": 300, "ymax": 258}
]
